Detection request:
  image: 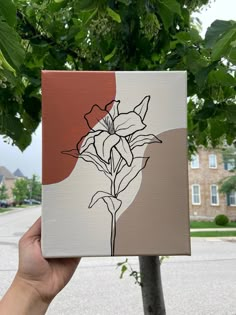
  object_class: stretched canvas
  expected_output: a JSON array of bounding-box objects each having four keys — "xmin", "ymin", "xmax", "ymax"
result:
[{"xmin": 42, "ymin": 71, "xmax": 190, "ymax": 257}]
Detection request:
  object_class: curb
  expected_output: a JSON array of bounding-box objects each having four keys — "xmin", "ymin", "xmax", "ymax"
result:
[{"xmin": 0, "ymin": 205, "xmax": 40, "ymax": 216}]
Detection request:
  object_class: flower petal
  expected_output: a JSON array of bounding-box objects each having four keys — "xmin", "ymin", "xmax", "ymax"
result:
[
  {"xmin": 114, "ymin": 112, "xmax": 146, "ymax": 137},
  {"xmin": 94, "ymin": 131, "xmax": 120, "ymax": 163},
  {"xmin": 105, "ymin": 100, "xmax": 120, "ymax": 119},
  {"xmin": 61, "ymin": 149, "xmax": 79, "ymax": 158},
  {"xmin": 85, "ymin": 104, "xmax": 113, "ymax": 132},
  {"xmin": 76, "ymin": 130, "xmax": 102, "ymax": 154},
  {"xmin": 115, "ymin": 137, "xmax": 133, "ymax": 166},
  {"xmin": 134, "ymin": 95, "xmax": 150, "ymax": 121}
]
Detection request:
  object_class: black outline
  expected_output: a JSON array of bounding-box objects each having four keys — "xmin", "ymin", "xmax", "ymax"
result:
[
  {"xmin": 133, "ymin": 95, "xmax": 150, "ymax": 121},
  {"xmin": 130, "ymin": 134, "xmax": 162, "ymax": 150},
  {"xmin": 115, "ymin": 157, "xmax": 150, "ymax": 195},
  {"xmin": 85, "ymin": 104, "xmax": 113, "ymax": 131},
  {"xmin": 61, "ymin": 95, "xmax": 162, "ymax": 256},
  {"xmin": 105, "ymin": 100, "xmax": 120, "ymax": 119}
]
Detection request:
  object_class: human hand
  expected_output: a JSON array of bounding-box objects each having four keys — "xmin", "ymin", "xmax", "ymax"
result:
[
  {"xmin": 17, "ymin": 217, "xmax": 80, "ymax": 302},
  {"xmin": 0, "ymin": 217, "xmax": 80, "ymax": 315}
]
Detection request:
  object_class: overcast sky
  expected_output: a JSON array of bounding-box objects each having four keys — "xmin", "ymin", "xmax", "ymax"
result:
[{"xmin": 0, "ymin": 0, "xmax": 235, "ymax": 179}]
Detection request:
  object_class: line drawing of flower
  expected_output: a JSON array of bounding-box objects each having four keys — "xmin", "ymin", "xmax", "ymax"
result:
[{"xmin": 62, "ymin": 95, "xmax": 162, "ymax": 256}]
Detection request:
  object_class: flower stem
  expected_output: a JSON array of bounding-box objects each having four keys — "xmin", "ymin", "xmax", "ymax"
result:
[
  {"xmin": 110, "ymin": 212, "xmax": 117, "ymax": 256},
  {"xmin": 110, "ymin": 149, "xmax": 116, "ymax": 196}
]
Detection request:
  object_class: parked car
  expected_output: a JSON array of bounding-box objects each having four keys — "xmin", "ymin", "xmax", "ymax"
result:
[
  {"xmin": 24, "ymin": 199, "xmax": 41, "ymax": 205},
  {"xmin": 0, "ymin": 200, "xmax": 9, "ymax": 208}
]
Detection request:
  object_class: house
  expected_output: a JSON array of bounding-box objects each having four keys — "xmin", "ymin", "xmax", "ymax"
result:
[
  {"xmin": 188, "ymin": 148, "xmax": 236, "ymax": 220},
  {"xmin": 0, "ymin": 166, "xmax": 16, "ymax": 201},
  {"xmin": 13, "ymin": 168, "xmax": 26, "ymax": 178}
]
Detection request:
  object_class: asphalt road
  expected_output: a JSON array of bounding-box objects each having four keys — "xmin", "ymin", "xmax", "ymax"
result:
[{"xmin": 0, "ymin": 207, "xmax": 236, "ymax": 315}]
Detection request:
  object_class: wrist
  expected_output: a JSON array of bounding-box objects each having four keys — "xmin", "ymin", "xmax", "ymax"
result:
[{"xmin": 0, "ymin": 273, "xmax": 50, "ymax": 315}]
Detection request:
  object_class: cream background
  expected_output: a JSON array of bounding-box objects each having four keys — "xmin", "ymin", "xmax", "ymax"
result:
[{"xmin": 42, "ymin": 71, "xmax": 187, "ymax": 257}]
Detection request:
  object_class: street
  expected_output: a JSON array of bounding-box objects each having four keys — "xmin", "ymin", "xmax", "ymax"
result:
[{"xmin": 0, "ymin": 207, "xmax": 236, "ymax": 315}]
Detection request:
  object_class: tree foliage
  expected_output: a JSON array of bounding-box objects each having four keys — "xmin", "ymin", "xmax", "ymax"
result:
[
  {"xmin": 12, "ymin": 178, "xmax": 28, "ymax": 203},
  {"xmin": 0, "ymin": 0, "xmax": 235, "ymax": 152},
  {"xmin": 0, "ymin": 184, "xmax": 8, "ymax": 200},
  {"xmin": 27, "ymin": 174, "xmax": 42, "ymax": 200}
]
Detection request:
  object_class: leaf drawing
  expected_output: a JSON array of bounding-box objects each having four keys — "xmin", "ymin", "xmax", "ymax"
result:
[
  {"xmin": 115, "ymin": 157, "xmax": 149, "ymax": 195},
  {"xmin": 62, "ymin": 95, "xmax": 162, "ymax": 256},
  {"xmin": 130, "ymin": 134, "xmax": 162, "ymax": 150}
]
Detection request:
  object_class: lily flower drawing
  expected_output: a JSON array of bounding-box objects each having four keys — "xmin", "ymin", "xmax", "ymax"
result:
[{"xmin": 62, "ymin": 95, "xmax": 162, "ymax": 256}]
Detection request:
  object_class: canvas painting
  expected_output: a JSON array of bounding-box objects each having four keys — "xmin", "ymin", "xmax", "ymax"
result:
[{"xmin": 42, "ymin": 71, "xmax": 190, "ymax": 257}]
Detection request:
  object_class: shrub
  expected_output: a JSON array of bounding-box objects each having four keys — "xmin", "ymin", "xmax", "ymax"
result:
[{"xmin": 214, "ymin": 214, "xmax": 229, "ymax": 226}]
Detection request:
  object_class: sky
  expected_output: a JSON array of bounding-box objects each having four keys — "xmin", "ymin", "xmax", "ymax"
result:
[{"xmin": 0, "ymin": 0, "xmax": 235, "ymax": 179}]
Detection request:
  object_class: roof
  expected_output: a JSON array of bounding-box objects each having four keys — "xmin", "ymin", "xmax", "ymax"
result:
[
  {"xmin": 13, "ymin": 168, "xmax": 25, "ymax": 178},
  {"xmin": 0, "ymin": 166, "xmax": 15, "ymax": 179}
]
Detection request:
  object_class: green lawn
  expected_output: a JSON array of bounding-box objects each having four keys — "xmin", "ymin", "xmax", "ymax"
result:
[
  {"xmin": 0, "ymin": 207, "xmax": 11, "ymax": 213},
  {"xmin": 190, "ymin": 221, "xmax": 236, "ymax": 229},
  {"xmin": 191, "ymin": 231, "xmax": 236, "ymax": 237}
]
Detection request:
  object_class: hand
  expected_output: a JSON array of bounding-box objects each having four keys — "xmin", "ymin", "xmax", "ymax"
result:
[{"xmin": 0, "ymin": 217, "xmax": 80, "ymax": 315}]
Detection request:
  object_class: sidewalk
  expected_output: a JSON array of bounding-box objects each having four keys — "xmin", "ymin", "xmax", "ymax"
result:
[{"xmin": 191, "ymin": 227, "xmax": 236, "ymax": 232}]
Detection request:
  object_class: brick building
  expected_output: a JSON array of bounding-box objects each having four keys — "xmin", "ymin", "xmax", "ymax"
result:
[
  {"xmin": 0, "ymin": 166, "xmax": 16, "ymax": 201},
  {"xmin": 188, "ymin": 148, "xmax": 236, "ymax": 220}
]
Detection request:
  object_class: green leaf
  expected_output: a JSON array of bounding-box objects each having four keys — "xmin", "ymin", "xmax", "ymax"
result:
[
  {"xmin": 210, "ymin": 119, "xmax": 226, "ymax": 141},
  {"xmin": 158, "ymin": 0, "xmax": 182, "ymax": 30},
  {"xmin": 117, "ymin": 0, "xmax": 131, "ymax": 5},
  {"xmin": 208, "ymin": 69, "xmax": 236, "ymax": 87},
  {"xmin": 212, "ymin": 28, "xmax": 236, "ymax": 61},
  {"xmin": 78, "ymin": 0, "xmax": 96, "ymax": 10},
  {"xmin": 195, "ymin": 62, "xmax": 217, "ymax": 90},
  {"xmin": 158, "ymin": 3, "xmax": 173, "ymax": 31},
  {"xmin": 117, "ymin": 258, "xmax": 128, "ymax": 267},
  {"xmin": 120, "ymin": 265, "xmax": 127, "ymax": 279},
  {"xmin": 0, "ymin": 0, "xmax": 16, "ymax": 27},
  {"xmin": 183, "ymin": 49, "xmax": 208, "ymax": 74},
  {"xmin": 107, "ymin": 7, "xmax": 121, "ymax": 23},
  {"xmin": 0, "ymin": 19, "xmax": 24, "ymax": 69},
  {"xmin": 228, "ymin": 47, "xmax": 236, "ymax": 65},
  {"xmin": 205, "ymin": 20, "xmax": 236, "ymax": 48},
  {"xmin": 0, "ymin": 49, "xmax": 16, "ymax": 74},
  {"xmin": 175, "ymin": 29, "xmax": 202, "ymax": 44},
  {"xmin": 104, "ymin": 46, "xmax": 117, "ymax": 61},
  {"xmin": 175, "ymin": 32, "xmax": 191, "ymax": 42},
  {"xmin": 158, "ymin": 0, "xmax": 182, "ymax": 16}
]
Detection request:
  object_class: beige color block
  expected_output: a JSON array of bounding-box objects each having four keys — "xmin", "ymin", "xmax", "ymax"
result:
[{"xmin": 116, "ymin": 129, "xmax": 190, "ymax": 255}]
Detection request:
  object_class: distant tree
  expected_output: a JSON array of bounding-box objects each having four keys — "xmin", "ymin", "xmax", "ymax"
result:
[
  {"xmin": 0, "ymin": 184, "xmax": 8, "ymax": 200},
  {"xmin": 12, "ymin": 178, "xmax": 28, "ymax": 204},
  {"xmin": 220, "ymin": 147, "xmax": 236, "ymax": 194},
  {"xmin": 27, "ymin": 174, "xmax": 42, "ymax": 201}
]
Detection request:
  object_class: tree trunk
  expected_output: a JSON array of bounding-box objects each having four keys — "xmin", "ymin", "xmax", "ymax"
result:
[{"xmin": 139, "ymin": 256, "xmax": 166, "ymax": 315}]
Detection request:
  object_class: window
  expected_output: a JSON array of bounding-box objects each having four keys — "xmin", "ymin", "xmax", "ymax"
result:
[
  {"xmin": 210, "ymin": 185, "xmax": 219, "ymax": 205},
  {"xmin": 191, "ymin": 154, "xmax": 199, "ymax": 169},
  {"xmin": 227, "ymin": 191, "xmax": 236, "ymax": 206},
  {"xmin": 224, "ymin": 159, "xmax": 235, "ymax": 171},
  {"xmin": 209, "ymin": 154, "xmax": 217, "ymax": 168},
  {"xmin": 192, "ymin": 185, "xmax": 201, "ymax": 205}
]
